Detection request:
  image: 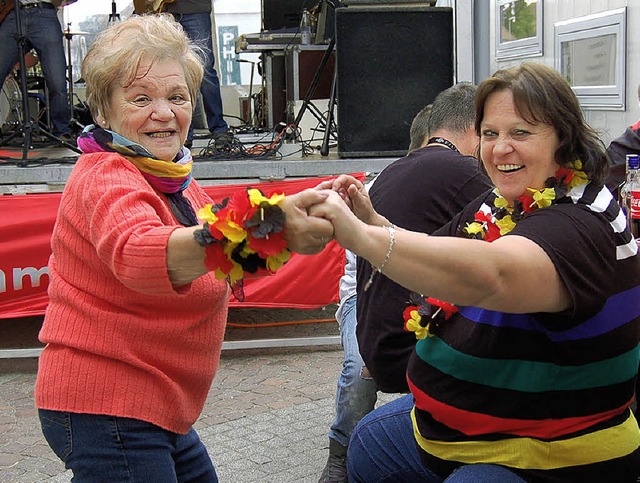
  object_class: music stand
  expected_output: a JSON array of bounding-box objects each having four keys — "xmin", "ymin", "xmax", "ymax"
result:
[{"xmin": 0, "ymin": 2, "xmax": 80, "ymax": 166}]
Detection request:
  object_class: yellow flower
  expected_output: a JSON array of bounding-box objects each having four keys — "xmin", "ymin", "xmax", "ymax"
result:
[
  {"xmin": 464, "ymin": 221, "xmax": 485, "ymax": 236},
  {"xmin": 495, "ymin": 214, "xmax": 516, "ymax": 235},
  {"xmin": 529, "ymin": 187, "xmax": 556, "ymax": 208},
  {"xmin": 197, "ymin": 204, "xmax": 218, "ymax": 225},
  {"xmin": 405, "ymin": 316, "xmax": 429, "ymax": 340},
  {"xmin": 494, "ymin": 195, "xmax": 509, "ymax": 210},
  {"xmin": 218, "ymin": 219, "xmax": 247, "ymax": 244},
  {"xmin": 248, "ymin": 188, "xmax": 285, "ymax": 207},
  {"xmin": 266, "ymin": 250, "xmax": 291, "ymax": 271}
]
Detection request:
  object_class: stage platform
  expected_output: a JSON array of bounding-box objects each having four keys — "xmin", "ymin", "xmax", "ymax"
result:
[{"xmin": 0, "ymin": 130, "xmax": 396, "ymax": 194}]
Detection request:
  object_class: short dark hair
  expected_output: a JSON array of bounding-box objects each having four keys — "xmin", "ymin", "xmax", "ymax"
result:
[
  {"xmin": 475, "ymin": 62, "xmax": 608, "ymax": 182},
  {"xmin": 408, "ymin": 103, "xmax": 432, "ymax": 152},
  {"xmin": 427, "ymin": 82, "xmax": 477, "ymax": 135}
]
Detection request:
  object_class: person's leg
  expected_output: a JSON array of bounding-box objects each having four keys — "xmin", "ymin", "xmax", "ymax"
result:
[
  {"xmin": 26, "ymin": 7, "xmax": 71, "ymax": 136},
  {"xmin": 0, "ymin": 10, "xmax": 23, "ymax": 93},
  {"xmin": 329, "ymin": 295, "xmax": 378, "ymax": 446},
  {"xmin": 39, "ymin": 409, "xmax": 218, "ymax": 482},
  {"xmin": 347, "ymin": 394, "xmax": 441, "ymax": 483},
  {"xmin": 321, "ymin": 295, "xmax": 378, "ymax": 482},
  {"xmin": 445, "ymin": 464, "xmax": 526, "ymax": 482},
  {"xmin": 174, "ymin": 12, "xmax": 228, "ymax": 137}
]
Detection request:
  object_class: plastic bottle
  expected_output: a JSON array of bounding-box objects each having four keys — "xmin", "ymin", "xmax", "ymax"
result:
[
  {"xmin": 300, "ymin": 8, "xmax": 311, "ymax": 45},
  {"xmin": 620, "ymin": 153, "xmax": 640, "ymax": 238}
]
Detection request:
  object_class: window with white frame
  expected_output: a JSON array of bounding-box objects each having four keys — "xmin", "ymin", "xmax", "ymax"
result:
[
  {"xmin": 555, "ymin": 8, "xmax": 626, "ymax": 110},
  {"xmin": 495, "ymin": 0, "xmax": 543, "ymax": 60}
]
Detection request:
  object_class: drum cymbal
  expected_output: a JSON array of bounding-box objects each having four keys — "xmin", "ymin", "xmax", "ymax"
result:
[{"xmin": 63, "ymin": 30, "xmax": 90, "ymax": 37}]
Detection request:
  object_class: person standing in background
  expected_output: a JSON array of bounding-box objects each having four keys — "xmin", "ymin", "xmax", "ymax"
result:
[
  {"xmin": 0, "ymin": 0, "xmax": 73, "ymax": 141},
  {"xmin": 605, "ymin": 83, "xmax": 640, "ymax": 197},
  {"xmin": 163, "ymin": 0, "xmax": 231, "ymax": 148}
]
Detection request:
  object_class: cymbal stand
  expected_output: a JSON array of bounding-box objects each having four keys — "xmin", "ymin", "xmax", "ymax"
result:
[
  {"xmin": 64, "ymin": 24, "xmax": 84, "ymax": 131},
  {"xmin": 0, "ymin": 2, "xmax": 80, "ymax": 166}
]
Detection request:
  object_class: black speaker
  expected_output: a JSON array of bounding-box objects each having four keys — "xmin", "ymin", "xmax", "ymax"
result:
[{"xmin": 336, "ymin": 6, "xmax": 454, "ymax": 157}]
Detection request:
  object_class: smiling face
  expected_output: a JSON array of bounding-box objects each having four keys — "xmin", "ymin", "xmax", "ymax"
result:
[
  {"xmin": 480, "ymin": 89, "xmax": 561, "ymax": 204},
  {"xmin": 97, "ymin": 56, "xmax": 192, "ymax": 161}
]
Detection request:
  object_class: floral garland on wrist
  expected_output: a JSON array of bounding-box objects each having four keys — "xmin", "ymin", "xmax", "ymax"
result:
[
  {"xmin": 194, "ymin": 188, "xmax": 290, "ymax": 286},
  {"xmin": 403, "ymin": 160, "xmax": 588, "ymax": 340}
]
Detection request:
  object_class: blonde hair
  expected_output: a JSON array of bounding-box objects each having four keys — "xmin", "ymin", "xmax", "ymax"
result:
[{"xmin": 82, "ymin": 14, "xmax": 204, "ymax": 123}]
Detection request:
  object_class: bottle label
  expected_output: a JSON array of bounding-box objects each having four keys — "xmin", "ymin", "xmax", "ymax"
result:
[{"xmin": 631, "ymin": 190, "xmax": 640, "ymax": 219}]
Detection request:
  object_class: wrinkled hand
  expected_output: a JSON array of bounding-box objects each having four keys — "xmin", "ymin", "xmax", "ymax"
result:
[{"xmin": 281, "ymin": 189, "xmax": 334, "ymax": 254}]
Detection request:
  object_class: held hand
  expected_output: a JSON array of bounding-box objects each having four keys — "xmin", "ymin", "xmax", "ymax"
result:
[
  {"xmin": 282, "ymin": 189, "xmax": 334, "ymax": 254},
  {"xmin": 315, "ymin": 175, "xmax": 382, "ymax": 225},
  {"xmin": 309, "ymin": 190, "xmax": 367, "ymax": 252}
]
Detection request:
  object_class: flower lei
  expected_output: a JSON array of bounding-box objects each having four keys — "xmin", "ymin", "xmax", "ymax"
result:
[
  {"xmin": 194, "ymin": 188, "xmax": 290, "ymax": 286},
  {"xmin": 403, "ymin": 160, "xmax": 588, "ymax": 339}
]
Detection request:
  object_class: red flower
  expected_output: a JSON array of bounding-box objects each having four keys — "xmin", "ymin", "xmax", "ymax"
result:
[
  {"xmin": 516, "ymin": 192, "xmax": 536, "ymax": 214},
  {"xmin": 204, "ymin": 243, "xmax": 234, "ymax": 274},
  {"xmin": 426, "ymin": 298, "xmax": 459, "ymax": 320},
  {"xmin": 247, "ymin": 230, "xmax": 288, "ymax": 258}
]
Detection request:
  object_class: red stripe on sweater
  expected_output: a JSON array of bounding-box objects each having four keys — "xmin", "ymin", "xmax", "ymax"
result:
[{"xmin": 408, "ymin": 379, "xmax": 631, "ymax": 439}]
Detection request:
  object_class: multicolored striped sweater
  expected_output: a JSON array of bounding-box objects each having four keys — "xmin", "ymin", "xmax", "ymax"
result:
[{"xmin": 407, "ymin": 181, "xmax": 640, "ymax": 481}]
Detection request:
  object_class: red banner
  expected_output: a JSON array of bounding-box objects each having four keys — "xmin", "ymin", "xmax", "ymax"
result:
[{"xmin": 0, "ymin": 175, "xmax": 362, "ymax": 319}]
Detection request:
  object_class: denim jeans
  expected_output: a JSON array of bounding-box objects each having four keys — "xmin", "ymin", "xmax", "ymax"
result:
[
  {"xmin": 328, "ymin": 294, "xmax": 378, "ymax": 447},
  {"xmin": 347, "ymin": 394, "xmax": 527, "ymax": 483},
  {"xmin": 0, "ymin": 5, "xmax": 71, "ymax": 136},
  {"xmin": 172, "ymin": 12, "xmax": 228, "ymax": 138},
  {"xmin": 39, "ymin": 409, "xmax": 218, "ymax": 482}
]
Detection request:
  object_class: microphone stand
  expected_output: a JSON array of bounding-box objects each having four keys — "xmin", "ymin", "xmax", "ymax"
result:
[
  {"xmin": 0, "ymin": 2, "xmax": 80, "ymax": 166},
  {"xmin": 108, "ymin": 0, "xmax": 120, "ymax": 22}
]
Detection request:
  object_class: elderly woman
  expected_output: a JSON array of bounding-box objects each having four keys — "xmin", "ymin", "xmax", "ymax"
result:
[
  {"xmin": 315, "ymin": 62, "xmax": 640, "ymax": 482},
  {"xmin": 35, "ymin": 15, "xmax": 331, "ymax": 481}
]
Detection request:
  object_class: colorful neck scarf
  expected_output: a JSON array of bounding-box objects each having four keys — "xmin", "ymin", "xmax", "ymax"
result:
[
  {"xmin": 78, "ymin": 124, "xmax": 198, "ymax": 226},
  {"xmin": 77, "ymin": 124, "xmax": 193, "ymax": 194}
]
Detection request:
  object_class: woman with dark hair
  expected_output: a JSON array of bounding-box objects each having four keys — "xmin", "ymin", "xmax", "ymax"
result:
[{"xmin": 314, "ymin": 62, "xmax": 640, "ymax": 482}]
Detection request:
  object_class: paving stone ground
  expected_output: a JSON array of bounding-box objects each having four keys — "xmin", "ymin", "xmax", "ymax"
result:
[{"xmin": 0, "ymin": 308, "xmax": 399, "ymax": 482}]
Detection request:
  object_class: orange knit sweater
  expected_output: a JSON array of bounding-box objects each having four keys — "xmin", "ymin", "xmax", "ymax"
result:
[{"xmin": 35, "ymin": 152, "xmax": 229, "ymax": 434}]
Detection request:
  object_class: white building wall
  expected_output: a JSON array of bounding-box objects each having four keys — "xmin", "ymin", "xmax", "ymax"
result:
[{"xmin": 487, "ymin": 0, "xmax": 640, "ymax": 146}]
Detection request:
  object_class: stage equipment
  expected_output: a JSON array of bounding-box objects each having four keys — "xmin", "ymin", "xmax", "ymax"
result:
[
  {"xmin": 335, "ymin": 5, "xmax": 453, "ymax": 158},
  {"xmin": 0, "ymin": 75, "xmax": 21, "ymax": 133},
  {"xmin": 0, "ymin": 2, "xmax": 80, "ymax": 165},
  {"xmin": 108, "ymin": 0, "xmax": 119, "ymax": 22},
  {"xmin": 63, "ymin": 25, "xmax": 88, "ymax": 131},
  {"xmin": 261, "ymin": 0, "xmax": 307, "ymax": 32}
]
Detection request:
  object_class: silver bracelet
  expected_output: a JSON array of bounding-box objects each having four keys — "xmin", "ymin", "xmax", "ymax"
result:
[{"xmin": 364, "ymin": 224, "xmax": 396, "ymax": 291}]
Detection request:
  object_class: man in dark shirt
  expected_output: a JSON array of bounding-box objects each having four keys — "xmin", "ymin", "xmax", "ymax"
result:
[
  {"xmin": 356, "ymin": 82, "xmax": 493, "ymax": 393},
  {"xmin": 319, "ymin": 83, "xmax": 493, "ymax": 483}
]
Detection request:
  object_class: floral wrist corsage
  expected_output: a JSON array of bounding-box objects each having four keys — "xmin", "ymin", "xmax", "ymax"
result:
[
  {"xmin": 403, "ymin": 293, "xmax": 458, "ymax": 340},
  {"xmin": 194, "ymin": 188, "xmax": 291, "ymax": 286}
]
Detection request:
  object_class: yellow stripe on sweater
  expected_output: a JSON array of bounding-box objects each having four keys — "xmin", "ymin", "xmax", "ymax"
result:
[{"xmin": 411, "ymin": 408, "xmax": 640, "ymax": 469}]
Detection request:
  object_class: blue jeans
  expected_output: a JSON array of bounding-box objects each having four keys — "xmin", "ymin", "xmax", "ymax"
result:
[
  {"xmin": 347, "ymin": 394, "xmax": 526, "ymax": 483},
  {"xmin": 328, "ymin": 295, "xmax": 378, "ymax": 447},
  {"xmin": 0, "ymin": 5, "xmax": 71, "ymax": 136},
  {"xmin": 172, "ymin": 12, "xmax": 228, "ymax": 139},
  {"xmin": 39, "ymin": 409, "xmax": 218, "ymax": 482}
]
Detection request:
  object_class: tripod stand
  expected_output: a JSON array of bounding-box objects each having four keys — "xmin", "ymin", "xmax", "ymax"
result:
[
  {"xmin": 109, "ymin": 1, "xmax": 120, "ymax": 22},
  {"xmin": 290, "ymin": 37, "xmax": 338, "ymax": 156},
  {"xmin": 63, "ymin": 24, "xmax": 87, "ymax": 132},
  {"xmin": 0, "ymin": 2, "xmax": 80, "ymax": 166}
]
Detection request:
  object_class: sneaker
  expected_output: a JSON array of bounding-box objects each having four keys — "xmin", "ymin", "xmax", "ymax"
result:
[
  {"xmin": 318, "ymin": 439, "xmax": 348, "ymax": 483},
  {"xmin": 184, "ymin": 138, "xmax": 193, "ymax": 149}
]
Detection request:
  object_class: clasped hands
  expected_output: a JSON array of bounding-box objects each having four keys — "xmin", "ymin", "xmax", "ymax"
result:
[{"xmin": 283, "ymin": 175, "xmax": 381, "ymax": 255}]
